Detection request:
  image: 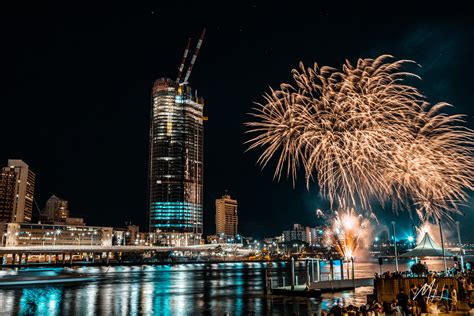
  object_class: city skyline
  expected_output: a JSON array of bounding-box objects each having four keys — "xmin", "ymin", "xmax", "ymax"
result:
[
  {"xmin": 1, "ymin": 4, "xmax": 473, "ymax": 315},
  {"xmin": 1, "ymin": 3, "xmax": 473, "ymax": 239}
]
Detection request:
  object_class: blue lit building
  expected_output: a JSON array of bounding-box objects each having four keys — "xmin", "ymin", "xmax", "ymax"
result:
[{"xmin": 148, "ymin": 78, "xmax": 204, "ymax": 240}]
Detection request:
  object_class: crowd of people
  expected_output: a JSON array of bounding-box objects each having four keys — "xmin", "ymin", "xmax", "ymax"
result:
[
  {"xmin": 374, "ymin": 261, "xmax": 471, "ymax": 280},
  {"xmin": 322, "ymin": 286, "xmax": 462, "ymax": 315},
  {"xmin": 321, "ymin": 262, "xmax": 474, "ymax": 315}
]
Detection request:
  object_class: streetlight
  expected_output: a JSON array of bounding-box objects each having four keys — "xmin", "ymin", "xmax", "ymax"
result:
[
  {"xmin": 437, "ymin": 217, "xmax": 447, "ymax": 274},
  {"xmin": 391, "ymin": 221, "xmax": 399, "ymax": 272},
  {"xmin": 54, "ymin": 230, "xmax": 61, "ymax": 246},
  {"xmin": 125, "ymin": 232, "xmax": 130, "ymax": 246},
  {"xmin": 455, "ymin": 221, "xmax": 464, "ymax": 272},
  {"xmin": 43, "ymin": 232, "xmax": 50, "ymax": 246},
  {"xmin": 91, "ymin": 231, "xmax": 97, "ymax": 246},
  {"xmin": 79, "ymin": 233, "xmax": 85, "ymax": 246}
]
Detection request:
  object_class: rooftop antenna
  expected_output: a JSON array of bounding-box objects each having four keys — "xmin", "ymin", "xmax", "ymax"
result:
[{"xmin": 182, "ymin": 28, "xmax": 206, "ymax": 85}]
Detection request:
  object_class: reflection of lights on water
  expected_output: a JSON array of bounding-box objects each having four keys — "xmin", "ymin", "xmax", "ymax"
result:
[
  {"xmin": 84, "ymin": 283, "xmax": 98, "ymax": 314},
  {"xmin": 129, "ymin": 280, "xmax": 140, "ymax": 314},
  {"xmin": 19, "ymin": 287, "xmax": 62, "ymax": 315},
  {"xmin": 0, "ymin": 290, "xmax": 15, "ymax": 314},
  {"xmin": 140, "ymin": 281, "xmax": 154, "ymax": 314},
  {"xmin": 169, "ymin": 271, "xmax": 187, "ymax": 313},
  {"xmin": 10, "ymin": 262, "xmax": 459, "ymax": 314},
  {"xmin": 100, "ymin": 284, "xmax": 113, "ymax": 313}
]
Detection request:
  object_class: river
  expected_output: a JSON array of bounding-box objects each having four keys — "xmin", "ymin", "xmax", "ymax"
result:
[{"xmin": 0, "ymin": 258, "xmax": 450, "ymax": 314}]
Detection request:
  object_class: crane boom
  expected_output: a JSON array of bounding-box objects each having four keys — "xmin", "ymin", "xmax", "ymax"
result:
[
  {"xmin": 183, "ymin": 28, "xmax": 206, "ymax": 84},
  {"xmin": 176, "ymin": 38, "xmax": 192, "ymax": 83}
]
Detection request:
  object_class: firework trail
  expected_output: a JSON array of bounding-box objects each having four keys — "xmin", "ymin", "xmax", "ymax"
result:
[
  {"xmin": 385, "ymin": 103, "xmax": 474, "ymax": 221},
  {"xmin": 325, "ymin": 208, "xmax": 371, "ymax": 260},
  {"xmin": 246, "ymin": 55, "xmax": 474, "ymax": 221}
]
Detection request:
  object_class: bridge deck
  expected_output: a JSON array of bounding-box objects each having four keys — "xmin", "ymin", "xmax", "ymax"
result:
[{"xmin": 0, "ymin": 244, "xmax": 242, "ymax": 254}]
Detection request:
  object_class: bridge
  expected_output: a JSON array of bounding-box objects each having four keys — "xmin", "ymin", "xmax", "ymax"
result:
[{"xmin": 0, "ymin": 243, "xmax": 244, "ymax": 254}]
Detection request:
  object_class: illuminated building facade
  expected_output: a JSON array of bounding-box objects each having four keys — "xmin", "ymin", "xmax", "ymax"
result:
[
  {"xmin": 44, "ymin": 195, "xmax": 69, "ymax": 222},
  {"xmin": 215, "ymin": 194, "xmax": 238, "ymax": 237},
  {"xmin": 282, "ymin": 224, "xmax": 308, "ymax": 243},
  {"xmin": 4, "ymin": 222, "xmax": 113, "ymax": 247},
  {"xmin": 148, "ymin": 78, "xmax": 204, "ymax": 239},
  {"xmin": 0, "ymin": 160, "xmax": 35, "ymax": 223},
  {"xmin": 0, "ymin": 168, "xmax": 16, "ymax": 223}
]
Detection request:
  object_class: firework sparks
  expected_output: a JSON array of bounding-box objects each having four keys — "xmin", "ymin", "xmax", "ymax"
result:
[
  {"xmin": 415, "ymin": 220, "xmax": 457, "ymax": 245},
  {"xmin": 325, "ymin": 208, "xmax": 371, "ymax": 260},
  {"xmin": 385, "ymin": 103, "xmax": 474, "ymax": 221},
  {"xmin": 246, "ymin": 55, "xmax": 474, "ymax": 221},
  {"xmin": 416, "ymin": 221, "xmax": 441, "ymax": 244}
]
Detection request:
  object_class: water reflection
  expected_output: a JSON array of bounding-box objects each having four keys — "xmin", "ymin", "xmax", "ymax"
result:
[
  {"xmin": 0, "ymin": 259, "xmax": 451, "ymax": 314},
  {"xmin": 19, "ymin": 287, "xmax": 62, "ymax": 315}
]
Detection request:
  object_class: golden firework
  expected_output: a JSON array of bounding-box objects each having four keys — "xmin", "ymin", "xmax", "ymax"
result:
[
  {"xmin": 325, "ymin": 208, "xmax": 370, "ymax": 260},
  {"xmin": 246, "ymin": 55, "xmax": 473, "ymax": 221}
]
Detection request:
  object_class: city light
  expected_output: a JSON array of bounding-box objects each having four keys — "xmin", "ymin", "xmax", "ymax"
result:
[{"xmin": 0, "ymin": 9, "xmax": 472, "ymax": 316}]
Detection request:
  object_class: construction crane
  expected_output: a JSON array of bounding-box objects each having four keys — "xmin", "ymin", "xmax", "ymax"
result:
[
  {"xmin": 177, "ymin": 28, "xmax": 206, "ymax": 86},
  {"xmin": 176, "ymin": 38, "xmax": 191, "ymax": 84}
]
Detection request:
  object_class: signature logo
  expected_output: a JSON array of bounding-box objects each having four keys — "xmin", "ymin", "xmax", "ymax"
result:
[{"xmin": 413, "ymin": 279, "xmax": 451, "ymax": 302}]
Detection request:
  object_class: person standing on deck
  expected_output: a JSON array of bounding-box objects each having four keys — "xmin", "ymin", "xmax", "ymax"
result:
[
  {"xmin": 440, "ymin": 285, "xmax": 450, "ymax": 312},
  {"xmin": 450, "ymin": 285, "xmax": 457, "ymax": 311},
  {"xmin": 396, "ymin": 289, "xmax": 409, "ymax": 315}
]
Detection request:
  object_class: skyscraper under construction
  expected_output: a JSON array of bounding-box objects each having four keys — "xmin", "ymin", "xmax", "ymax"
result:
[{"xmin": 148, "ymin": 30, "xmax": 205, "ymax": 245}]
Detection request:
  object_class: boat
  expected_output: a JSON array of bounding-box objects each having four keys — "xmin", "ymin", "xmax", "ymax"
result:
[{"xmin": 0, "ymin": 269, "xmax": 96, "ymax": 287}]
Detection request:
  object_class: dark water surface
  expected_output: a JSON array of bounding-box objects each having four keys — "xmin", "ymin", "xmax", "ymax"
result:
[{"xmin": 0, "ymin": 259, "xmax": 447, "ymax": 315}]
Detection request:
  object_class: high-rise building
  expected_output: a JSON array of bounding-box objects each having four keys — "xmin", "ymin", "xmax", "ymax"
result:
[
  {"xmin": 0, "ymin": 160, "xmax": 35, "ymax": 223},
  {"xmin": 0, "ymin": 168, "xmax": 16, "ymax": 223},
  {"xmin": 44, "ymin": 195, "xmax": 69, "ymax": 222},
  {"xmin": 215, "ymin": 194, "xmax": 238, "ymax": 237},
  {"xmin": 282, "ymin": 224, "xmax": 307, "ymax": 243},
  {"xmin": 148, "ymin": 79, "xmax": 204, "ymax": 237}
]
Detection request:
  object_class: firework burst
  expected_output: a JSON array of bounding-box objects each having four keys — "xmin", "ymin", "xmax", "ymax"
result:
[
  {"xmin": 324, "ymin": 208, "xmax": 371, "ymax": 260},
  {"xmin": 385, "ymin": 103, "xmax": 474, "ymax": 221},
  {"xmin": 246, "ymin": 55, "xmax": 474, "ymax": 221}
]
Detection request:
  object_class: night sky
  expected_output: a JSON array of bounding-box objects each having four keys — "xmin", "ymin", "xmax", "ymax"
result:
[{"xmin": 1, "ymin": 2, "xmax": 473, "ymax": 240}]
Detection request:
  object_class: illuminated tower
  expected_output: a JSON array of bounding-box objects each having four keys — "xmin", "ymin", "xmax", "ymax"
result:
[
  {"xmin": 0, "ymin": 159, "xmax": 35, "ymax": 223},
  {"xmin": 148, "ymin": 79, "xmax": 204, "ymax": 236},
  {"xmin": 215, "ymin": 194, "xmax": 238, "ymax": 238}
]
